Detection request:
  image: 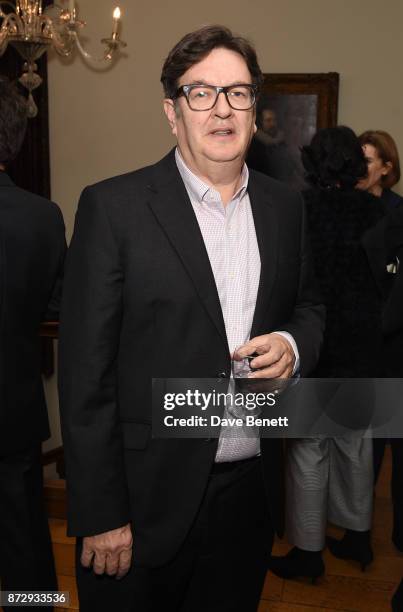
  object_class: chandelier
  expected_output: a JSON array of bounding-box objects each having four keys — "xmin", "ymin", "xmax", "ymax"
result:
[{"xmin": 0, "ymin": 1, "xmax": 127, "ymax": 117}]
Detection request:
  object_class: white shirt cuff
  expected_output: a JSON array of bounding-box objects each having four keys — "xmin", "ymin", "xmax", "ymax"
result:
[{"xmin": 274, "ymin": 331, "xmax": 300, "ymax": 375}]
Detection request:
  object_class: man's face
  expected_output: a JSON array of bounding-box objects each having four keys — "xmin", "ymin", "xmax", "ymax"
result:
[{"xmin": 164, "ymin": 47, "xmax": 257, "ymax": 174}]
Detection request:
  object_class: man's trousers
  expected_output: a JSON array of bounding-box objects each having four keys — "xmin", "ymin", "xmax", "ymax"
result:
[
  {"xmin": 0, "ymin": 443, "xmax": 57, "ymax": 611},
  {"xmin": 75, "ymin": 455, "xmax": 274, "ymax": 612}
]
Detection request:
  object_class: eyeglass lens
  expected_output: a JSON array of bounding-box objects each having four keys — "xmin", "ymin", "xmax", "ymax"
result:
[{"xmin": 186, "ymin": 85, "xmax": 255, "ymax": 110}]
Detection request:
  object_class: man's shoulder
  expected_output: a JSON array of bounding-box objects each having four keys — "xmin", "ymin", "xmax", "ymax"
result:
[
  {"xmin": 0, "ymin": 179, "xmax": 63, "ymax": 224},
  {"xmin": 83, "ymin": 149, "xmax": 176, "ymax": 200},
  {"xmin": 85, "ymin": 166, "xmax": 153, "ymax": 194}
]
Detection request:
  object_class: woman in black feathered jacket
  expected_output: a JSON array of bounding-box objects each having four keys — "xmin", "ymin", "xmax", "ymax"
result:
[
  {"xmin": 268, "ymin": 126, "xmax": 386, "ymax": 582},
  {"xmin": 305, "ymin": 181, "xmax": 384, "ymax": 378}
]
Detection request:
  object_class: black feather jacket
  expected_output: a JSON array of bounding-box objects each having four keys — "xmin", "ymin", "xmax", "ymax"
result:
[{"xmin": 303, "ymin": 187, "xmax": 385, "ymax": 377}]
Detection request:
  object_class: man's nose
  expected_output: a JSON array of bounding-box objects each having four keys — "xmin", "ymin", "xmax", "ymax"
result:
[{"xmin": 214, "ymin": 91, "xmax": 232, "ymax": 117}]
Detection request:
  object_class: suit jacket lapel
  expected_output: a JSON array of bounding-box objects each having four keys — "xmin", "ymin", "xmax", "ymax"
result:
[
  {"xmin": 146, "ymin": 151, "xmax": 229, "ymax": 351},
  {"xmin": 248, "ymin": 173, "xmax": 279, "ymax": 338}
]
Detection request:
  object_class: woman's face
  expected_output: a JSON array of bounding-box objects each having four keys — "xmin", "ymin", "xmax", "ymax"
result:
[{"xmin": 357, "ymin": 143, "xmax": 391, "ymax": 196}]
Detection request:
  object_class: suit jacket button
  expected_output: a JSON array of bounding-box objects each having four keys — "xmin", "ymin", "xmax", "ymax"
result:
[{"xmin": 216, "ymin": 371, "xmax": 227, "ymax": 384}]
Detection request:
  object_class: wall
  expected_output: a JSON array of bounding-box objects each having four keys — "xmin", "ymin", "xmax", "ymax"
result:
[
  {"xmin": 44, "ymin": 0, "xmax": 403, "ymax": 450},
  {"xmin": 48, "ymin": 0, "xmax": 403, "ymax": 239}
]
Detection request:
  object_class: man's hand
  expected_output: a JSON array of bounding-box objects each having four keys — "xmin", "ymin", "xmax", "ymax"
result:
[
  {"xmin": 81, "ymin": 523, "xmax": 133, "ymax": 579},
  {"xmin": 233, "ymin": 333, "xmax": 295, "ymax": 379}
]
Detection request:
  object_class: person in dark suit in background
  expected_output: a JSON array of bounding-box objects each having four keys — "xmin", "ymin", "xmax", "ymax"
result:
[
  {"xmin": 59, "ymin": 25, "xmax": 324, "ymax": 612},
  {"xmin": 357, "ymin": 130, "xmax": 403, "ymax": 558},
  {"xmin": 383, "ymin": 204, "xmax": 403, "ymax": 611},
  {"xmin": 0, "ymin": 78, "xmax": 66, "ymax": 609}
]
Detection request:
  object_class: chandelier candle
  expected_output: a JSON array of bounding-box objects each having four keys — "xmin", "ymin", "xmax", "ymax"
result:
[{"xmin": 112, "ymin": 7, "xmax": 120, "ymax": 36}]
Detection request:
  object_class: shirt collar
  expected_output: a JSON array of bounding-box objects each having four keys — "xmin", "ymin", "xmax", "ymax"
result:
[{"xmin": 175, "ymin": 147, "xmax": 249, "ymax": 204}]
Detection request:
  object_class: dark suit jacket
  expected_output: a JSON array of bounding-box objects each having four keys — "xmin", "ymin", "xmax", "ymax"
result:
[
  {"xmin": 362, "ymin": 202, "xmax": 403, "ymax": 375},
  {"xmin": 0, "ymin": 172, "xmax": 66, "ymax": 455},
  {"xmin": 380, "ymin": 204, "xmax": 403, "ymax": 375},
  {"xmin": 58, "ymin": 149, "xmax": 324, "ymax": 567},
  {"xmin": 381, "ymin": 188, "xmax": 403, "ymax": 212}
]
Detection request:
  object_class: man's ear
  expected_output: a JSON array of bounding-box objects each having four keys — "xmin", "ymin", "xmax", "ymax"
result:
[
  {"xmin": 163, "ymin": 99, "xmax": 178, "ymax": 136},
  {"xmin": 254, "ymin": 122, "xmax": 257, "ymax": 134}
]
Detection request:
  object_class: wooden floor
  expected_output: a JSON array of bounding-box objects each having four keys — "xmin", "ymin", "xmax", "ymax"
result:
[
  {"xmin": 2, "ymin": 447, "xmax": 400, "ymax": 611},
  {"xmin": 258, "ymin": 445, "xmax": 402, "ymax": 611}
]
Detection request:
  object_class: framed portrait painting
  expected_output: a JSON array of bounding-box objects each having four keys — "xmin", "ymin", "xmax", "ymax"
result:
[{"xmin": 247, "ymin": 73, "xmax": 339, "ymax": 190}]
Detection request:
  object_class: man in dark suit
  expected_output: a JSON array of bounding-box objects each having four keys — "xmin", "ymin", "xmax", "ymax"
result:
[
  {"xmin": 363, "ymin": 202, "xmax": 403, "ymax": 612},
  {"xmin": 0, "ymin": 78, "xmax": 66, "ymax": 608},
  {"xmin": 59, "ymin": 25, "xmax": 324, "ymax": 612},
  {"xmin": 384, "ymin": 208, "xmax": 403, "ymax": 611}
]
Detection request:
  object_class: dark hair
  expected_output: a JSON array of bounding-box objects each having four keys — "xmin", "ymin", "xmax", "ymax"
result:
[
  {"xmin": 0, "ymin": 76, "xmax": 28, "ymax": 165},
  {"xmin": 301, "ymin": 126, "xmax": 367, "ymax": 190},
  {"xmin": 359, "ymin": 130, "xmax": 400, "ymax": 189},
  {"xmin": 160, "ymin": 25, "xmax": 263, "ymax": 99}
]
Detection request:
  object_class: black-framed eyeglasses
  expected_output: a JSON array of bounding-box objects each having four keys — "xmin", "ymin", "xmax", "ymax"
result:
[{"xmin": 174, "ymin": 83, "xmax": 258, "ymax": 111}]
